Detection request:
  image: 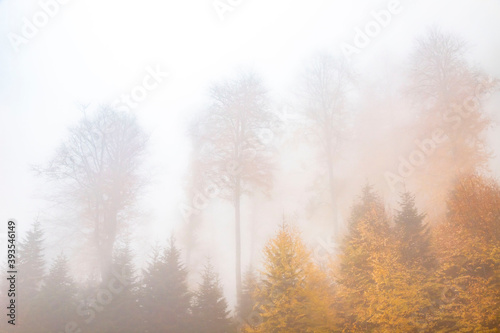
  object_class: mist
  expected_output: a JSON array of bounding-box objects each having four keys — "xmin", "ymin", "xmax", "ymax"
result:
[{"xmin": 1, "ymin": 0, "xmax": 499, "ymax": 332}]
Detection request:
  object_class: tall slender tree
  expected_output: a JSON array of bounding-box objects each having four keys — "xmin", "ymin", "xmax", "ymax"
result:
[
  {"xmin": 194, "ymin": 72, "xmax": 277, "ymax": 306},
  {"xmin": 299, "ymin": 53, "xmax": 354, "ymax": 233}
]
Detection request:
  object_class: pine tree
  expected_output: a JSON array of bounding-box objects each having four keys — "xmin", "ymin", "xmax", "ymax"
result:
[
  {"xmin": 161, "ymin": 237, "xmax": 192, "ymax": 333},
  {"xmin": 237, "ymin": 269, "xmax": 258, "ymax": 326},
  {"xmin": 37, "ymin": 254, "xmax": 78, "ymax": 333},
  {"xmin": 395, "ymin": 191, "xmax": 432, "ymax": 268},
  {"xmin": 245, "ymin": 223, "xmax": 336, "ymax": 333},
  {"xmin": 432, "ymin": 174, "xmax": 500, "ymax": 331},
  {"xmin": 140, "ymin": 238, "xmax": 192, "ymax": 333},
  {"xmin": 191, "ymin": 261, "xmax": 232, "ymax": 333},
  {"xmin": 364, "ymin": 229, "xmax": 432, "ymax": 332},
  {"xmin": 336, "ymin": 185, "xmax": 389, "ymax": 331},
  {"xmin": 94, "ymin": 238, "xmax": 139, "ymax": 333},
  {"xmin": 17, "ymin": 221, "xmax": 46, "ymax": 332},
  {"xmin": 18, "ymin": 221, "xmax": 45, "ymax": 297},
  {"xmin": 366, "ymin": 191, "xmax": 436, "ymax": 332},
  {"xmin": 140, "ymin": 245, "xmax": 164, "ymax": 332}
]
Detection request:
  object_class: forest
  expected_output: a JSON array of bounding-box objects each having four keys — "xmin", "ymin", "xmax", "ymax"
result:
[{"xmin": 1, "ymin": 10, "xmax": 500, "ymax": 333}]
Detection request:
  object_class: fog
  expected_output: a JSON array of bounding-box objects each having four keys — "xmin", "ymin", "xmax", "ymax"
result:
[{"xmin": 1, "ymin": 0, "xmax": 500, "ymax": 332}]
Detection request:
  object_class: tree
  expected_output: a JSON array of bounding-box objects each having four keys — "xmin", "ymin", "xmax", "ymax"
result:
[
  {"xmin": 394, "ymin": 191, "xmax": 433, "ymax": 268},
  {"xmin": 16, "ymin": 221, "xmax": 46, "ymax": 331},
  {"xmin": 432, "ymin": 174, "xmax": 500, "ymax": 331},
  {"xmin": 336, "ymin": 187, "xmax": 436, "ymax": 332},
  {"xmin": 364, "ymin": 235, "xmax": 432, "ymax": 332},
  {"xmin": 140, "ymin": 238, "xmax": 192, "ymax": 333},
  {"xmin": 140, "ymin": 245, "xmax": 165, "ymax": 332},
  {"xmin": 37, "ymin": 254, "xmax": 78, "ymax": 333},
  {"xmin": 38, "ymin": 107, "xmax": 148, "ymax": 283},
  {"xmin": 237, "ymin": 268, "xmax": 258, "ymax": 324},
  {"xmin": 194, "ymin": 72, "xmax": 277, "ymax": 306},
  {"xmin": 335, "ymin": 185, "xmax": 389, "ymax": 331},
  {"xmin": 161, "ymin": 237, "xmax": 192, "ymax": 333},
  {"xmin": 18, "ymin": 221, "xmax": 45, "ymax": 298},
  {"xmin": 245, "ymin": 223, "xmax": 337, "ymax": 333},
  {"xmin": 408, "ymin": 28, "xmax": 497, "ymax": 218},
  {"xmin": 191, "ymin": 261, "xmax": 232, "ymax": 333},
  {"xmin": 94, "ymin": 238, "xmax": 140, "ymax": 333},
  {"xmin": 299, "ymin": 53, "xmax": 353, "ymax": 233}
]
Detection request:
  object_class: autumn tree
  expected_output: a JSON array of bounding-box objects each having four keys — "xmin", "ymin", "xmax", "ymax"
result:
[
  {"xmin": 299, "ymin": 53, "xmax": 353, "ymax": 233},
  {"xmin": 432, "ymin": 174, "xmax": 500, "ymax": 331},
  {"xmin": 245, "ymin": 223, "xmax": 337, "ymax": 333},
  {"xmin": 335, "ymin": 185, "xmax": 389, "ymax": 331},
  {"xmin": 38, "ymin": 107, "xmax": 148, "ymax": 283},
  {"xmin": 191, "ymin": 261, "xmax": 233, "ymax": 333},
  {"xmin": 408, "ymin": 28, "xmax": 497, "ymax": 218},
  {"xmin": 365, "ymin": 191, "xmax": 434, "ymax": 332},
  {"xmin": 194, "ymin": 72, "xmax": 277, "ymax": 306}
]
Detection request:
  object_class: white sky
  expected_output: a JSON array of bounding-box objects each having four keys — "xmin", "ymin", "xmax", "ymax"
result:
[{"xmin": 1, "ymin": 0, "xmax": 499, "ymax": 302}]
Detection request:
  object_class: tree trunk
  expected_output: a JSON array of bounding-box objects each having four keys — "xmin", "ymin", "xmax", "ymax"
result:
[
  {"xmin": 234, "ymin": 178, "xmax": 242, "ymax": 308},
  {"xmin": 326, "ymin": 139, "xmax": 338, "ymax": 235},
  {"xmin": 100, "ymin": 206, "xmax": 118, "ymax": 286}
]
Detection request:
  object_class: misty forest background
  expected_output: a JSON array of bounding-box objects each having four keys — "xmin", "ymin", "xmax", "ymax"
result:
[{"xmin": 2, "ymin": 27, "xmax": 500, "ymax": 333}]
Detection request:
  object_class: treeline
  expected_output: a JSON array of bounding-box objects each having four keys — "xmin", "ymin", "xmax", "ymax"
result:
[
  {"xmin": 2, "ymin": 227, "xmax": 233, "ymax": 333},
  {"xmin": 239, "ymin": 174, "xmax": 500, "ymax": 333},
  {"xmin": 3, "ymin": 173, "xmax": 498, "ymax": 333}
]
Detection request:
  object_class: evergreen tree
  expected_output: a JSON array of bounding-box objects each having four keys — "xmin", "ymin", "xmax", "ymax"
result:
[
  {"xmin": 140, "ymin": 245, "xmax": 166, "ymax": 332},
  {"xmin": 162, "ymin": 237, "xmax": 192, "ymax": 333},
  {"xmin": 245, "ymin": 223, "xmax": 337, "ymax": 333},
  {"xmin": 336, "ymin": 185, "xmax": 389, "ymax": 331},
  {"xmin": 94, "ymin": 238, "xmax": 140, "ymax": 333},
  {"xmin": 237, "ymin": 269, "xmax": 258, "ymax": 326},
  {"xmin": 365, "ymin": 191, "xmax": 436, "ymax": 332},
  {"xmin": 363, "ymin": 229, "xmax": 432, "ymax": 332},
  {"xmin": 17, "ymin": 221, "xmax": 46, "ymax": 332},
  {"xmin": 432, "ymin": 174, "xmax": 500, "ymax": 331},
  {"xmin": 37, "ymin": 254, "xmax": 78, "ymax": 333},
  {"xmin": 140, "ymin": 238, "xmax": 192, "ymax": 333},
  {"xmin": 191, "ymin": 261, "xmax": 232, "ymax": 333},
  {"xmin": 18, "ymin": 221, "xmax": 45, "ymax": 297},
  {"xmin": 395, "ymin": 191, "xmax": 432, "ymax": 268}
]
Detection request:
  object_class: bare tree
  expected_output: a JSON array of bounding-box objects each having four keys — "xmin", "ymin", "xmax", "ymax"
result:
[
  {"xmin": 408, "ymin": 28, "xmax": 497, "ymax": 217},
  {"xmin": 38, "ymin": 107, "xmax": 148, "ymax": 283},
  {"xmin": 409, "ymin": 28, "xmax": 496, "ymax": 152},
  {"xmin": 299, "ymin": 53, "xmax": 354, "ymax": 234},
  {"xmin": 193, "ymin": 72, "xmax": 277, "ymax": 306}
]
